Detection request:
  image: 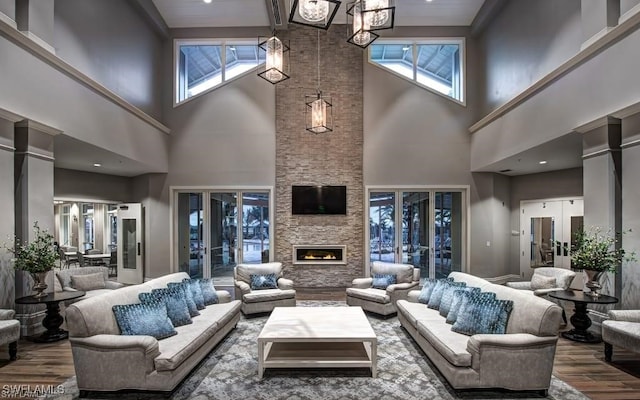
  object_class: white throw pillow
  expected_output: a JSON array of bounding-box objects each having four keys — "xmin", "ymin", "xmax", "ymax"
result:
[
  {"xmin": 71, "ymin": 272, "xmax": 106, "ymax": 291},
  {"xmin": 530, "ymin": 274, "xmax": 557, "ymax": 290}
]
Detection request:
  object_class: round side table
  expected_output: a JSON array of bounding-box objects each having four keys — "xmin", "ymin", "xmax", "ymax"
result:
[
  {"xmin": 549, "ymin": 290, "xmax": 618, "ymax": 343},
  {"xmin": 16, "ymin": 291, "xmax": 86, "ymax": 343}
]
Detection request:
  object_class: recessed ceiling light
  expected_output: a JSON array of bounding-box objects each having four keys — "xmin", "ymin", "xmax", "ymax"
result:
[
  {"xmin": 204, "ymin": 0, "xmax": 212, "ymax": 3},
  {"xmin": 539, "ymin": 160, "xmax": 548, "ymax": 165},
  {"xmin": 93, "ymin": 163, "xmax": 102, "ymax": 167}
]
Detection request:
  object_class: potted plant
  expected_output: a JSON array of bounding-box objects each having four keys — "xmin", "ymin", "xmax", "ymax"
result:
[
  {"xmin": 569, "ymin": 227, "xmax": 635, "ymax": 297},
  {"xmin": 5, "ymin": 222, "xmax": 59, "ymax": 298}
]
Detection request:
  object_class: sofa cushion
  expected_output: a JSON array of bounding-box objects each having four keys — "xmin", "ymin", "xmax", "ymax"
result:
[
  {"xmin": 439, "ymin": 281, "xmax": 467, "ymax": 318},
  {"xmin": 531, "ymin": 274, "xmax": 557, "ymax": 290},
  {"xmin": 396, "ymin": 300, "xmax": 443, "ymax": 329},
  {"xmin": 346, "ymin": 288, "xmax": 390, "ymax": 304},
  {"xmin": 372, "ymin": 273, "xmax": 397, "ymax": 289},
  {"xmin": 198, "ymin": 278, "xmax": 219, "ymax": 305},
  {"xmin": 250, "ymin": 273, "xmax": 278, "ymax": 290},
  {"xmin": 167, "ymin": 282, "xmax": 200, "ymax": 317},
  {"xmin": 243, "ymin": 289, "xmax": 296, "ymax": 304},
  {"xmin": 446, "ymin": 287, "xmax": 481, "ymax": 324},
  {"xmin": 453, "ymin": 293, "xmax": 513, "ymax": 336},
  {"xmin": 56, "ymin": 267, "xmax": 109, "ymax": 290},
  {"xmin": 70, "ymin": 272, "xmax": 106, "ymax": 291},
  {"xmin": 417, "ymin": 320, "xmax": 472, "ymax": 367},
  {"xmin": 142, "ymin": 288, "xmax": 193, "ymax": 327},
  {"xmin": 113, "ymin": 301, "xmax": 177, "ymax": 340},
  {"xmin": 155, "ymin": 301, "xmax": 241, "ymax": 372},
  {"xmin": 183, "ymin": 279, "xmax": 206, "ymax": 310}
]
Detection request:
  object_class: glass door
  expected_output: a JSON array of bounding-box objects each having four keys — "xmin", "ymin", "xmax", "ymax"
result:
[
  {"xmin": 177, "ymin": 193, "xmax": 205, "ymax": 279},
  {"xmin": 117, "ymin": 203, "xmax": 144, "ymax": 284},
  {"xmin": 209, "ymin": 193, "xmax": 238, "ymax": 285},
  {"xmin": 368, "ymin": 188, "xmax": 466, "ymax": 281},
  {"xmin": 241, "ymin": 192, "xmax": 270, "ymax": 264}
]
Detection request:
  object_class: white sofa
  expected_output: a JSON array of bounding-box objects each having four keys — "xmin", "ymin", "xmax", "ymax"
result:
[
  {"xmin": 603, "ymin": 309, "xmax": 640, "ymax": 362},
  {"xmin": 0, "ymin": 309, "xmax": 19, "ymax": 361},
  {"xmin": 64, "ymin": 272, "xmax": 241, "ymax": 392},
  {"xmin": 55, "ymin": 266, "xmax": 124, "ymax": 299},
  {"xmin": 397, "ymin": 272, "xmax": 563, "ymax": 394}
]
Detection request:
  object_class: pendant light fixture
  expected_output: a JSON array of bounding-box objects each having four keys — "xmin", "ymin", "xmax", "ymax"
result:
[
  {"xmin": 346, "ymin": 0, "xmax": 379, "ymax": 48},
  {"xmin": 258, "ymin": 32, "xmax": 290, "ymax": 84},
  {"xmin": 289, "ymin": 0, "xmax": 342, "ymax": 30},
  {"xmin": 363, "ymin": 0, "xmax": 395, "ymax": 31},
  {"xmin": 305, "ymin": 30, "xmax": 333, "ymax": 134}
]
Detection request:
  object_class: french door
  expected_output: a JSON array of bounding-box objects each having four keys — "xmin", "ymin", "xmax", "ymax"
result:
[
  {"xmin": 117, "ymin": 203, "xmax": 144, "ymax": 284},
  {"xmin": 520, "ymin": 198, "xmax": 584, "ymax": 288},
  {"xmin": 367, "ymin": 188, "xmax": 467, "ymax": 282},
  {"xmin": 174, "ymin": 188, "xmax": 272, "ymax": 285}
]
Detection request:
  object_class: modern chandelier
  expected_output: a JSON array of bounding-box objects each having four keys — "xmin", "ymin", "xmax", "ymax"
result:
[
  {"xmin": 305, "ymin": 30, "xmax": 333, "ymax": 134},
  {"xmin": 289, "ymin": 0, "xmax": 342, "ymax": 30},
  {"xmin": 258, "ymin": 33, "xmax": 290, "ymax": 84},
  {"xmin": 346, "ymin": 0, "xmax": 395, "ymax": 48}
]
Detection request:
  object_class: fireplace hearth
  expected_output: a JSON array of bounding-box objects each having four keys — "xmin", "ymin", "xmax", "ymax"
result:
[{"xmin": 292, "ymin": 245, "xmax": 347, "ymax": 265}]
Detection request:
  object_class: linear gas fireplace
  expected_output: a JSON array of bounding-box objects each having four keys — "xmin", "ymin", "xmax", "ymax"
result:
[{"xmin": 292, "ymin": 245, "xmax": 347, "ymax": 265}]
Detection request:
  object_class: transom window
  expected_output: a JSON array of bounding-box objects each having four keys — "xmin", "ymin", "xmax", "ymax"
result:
[
  {"xmin": 369, "ymin": 39, "xmax": 465, "ymax": 104},
  {"xmin": 175, "ymin": 40, "xmax": 265, "ymax": 105}
]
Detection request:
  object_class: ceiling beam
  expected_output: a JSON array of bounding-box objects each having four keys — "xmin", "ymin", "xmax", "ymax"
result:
[
  {"xmin": 470, "ymin": 0, "xmax": 508, "ymax": 37},
  {"xmin": 129, "ymin": 0, "xmax": 169, "ymax": 38}
]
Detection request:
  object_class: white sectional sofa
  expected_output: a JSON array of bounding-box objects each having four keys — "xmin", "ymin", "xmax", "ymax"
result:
[
  {"xmin": 397, "ymin": 272, "xmax": 563, "ymax": 394},
  {"xmin": 64, "ymin": 272, "xmax": 241, "ymax": 393}
]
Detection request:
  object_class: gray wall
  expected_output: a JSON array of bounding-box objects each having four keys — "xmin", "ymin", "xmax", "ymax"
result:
[
  {"xmin": 477, "ymin": 0, "xmax": 582, "ymax": 115},
  {"xmin": 508, "ymin": 168, "xmax": 584, "ymax": 276},
  {"xmin": 622, "ymin": 113, "xmax": 640, "ymax": 309},
  {"xmin": 0, "ymin": 118, "xmax": 15, "ymax": 309},
  {"xmin": 54, "ymin": 168, "xmax": 133, "ymax": 203},
  {"xmin": 54, "ymin": 0, "xmax": 165, "ymax": 119},
  {"xmin": 0, "ymin": 0, "xmax": 14, "ymax": 21},
  {"xmin": 621, "ymin": 0, "xmax": 640, "ymax": 15}
]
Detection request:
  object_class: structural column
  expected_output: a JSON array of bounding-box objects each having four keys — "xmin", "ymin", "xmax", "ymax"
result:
[
  {"xmin": 15, "ymin": 0, "xmax": 55, "ymax": 53},
  {"xmin": 14, "ymin": 119, "xmax": 59, "ymax": 336},
  {"xmin": 579, "ymin": 117, "xmax": 622, "ymax": 303},
  {"xmin": 621, "ymin": 110, "xmax": 640, "ymax": 309}
]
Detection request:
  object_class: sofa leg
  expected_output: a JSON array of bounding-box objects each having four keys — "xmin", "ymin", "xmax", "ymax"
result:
[
  {"xmin": 604, "ymin": 342, "xmax": 613, "ymax": 362},
  {"xmin": 538, "ymin": 389, "xmax": 548, "ymax": 397},
  {"xmin": 8, "ymin": 341, "xmax": 17, "ymax": 361}
]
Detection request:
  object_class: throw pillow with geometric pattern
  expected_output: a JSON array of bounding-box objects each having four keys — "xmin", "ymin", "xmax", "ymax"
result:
[
  {"xmin": 197, "ymin": 278, "xmax": 219, "ymax": 305},
  {"xmin": 445, "ymin": 287, "xmax": 481, "ymax": 324},
  {"xmin": 183, "ymin": 278, "xmax": 206, "ymax": 310},
  {"xmin": 417, "ymin": 278, "xmax": 437, "ymax": 304},
  {"xmin": 476, "ymin": 298, "xmax": 514, "ymax": 334},
  {"xmin": 372, "ymin": 273, "xmax": 397, "ymax": 289},
  {"xmin": 112, "ymin": 301, "xmax": 177, "ymax": 340},
  {"xmin": 438, "ymin": 281, "xmax": 468, "ymax": 318},
  {"xmin": 250, "ymin": 273, "xmax": 278, "ymax": 290},
  {"xmin": 148, "ymin": 287, "xmax": 193, "ymax": 327},
  {"xmin": 451, "ymin": 292, "xmax": 503, "ymax": 336},
  {"xmin": 167, "ymin": 281, "xmax": 200, "ymax": 317},
  {"xmin": 427, "ymin": 278, "xmax": 454, "ymax": 309}
]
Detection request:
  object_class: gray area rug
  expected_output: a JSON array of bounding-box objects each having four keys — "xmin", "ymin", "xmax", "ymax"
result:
[{"xmin": 46, "ymin": 301, "xmax": 588, "ymax": 400}]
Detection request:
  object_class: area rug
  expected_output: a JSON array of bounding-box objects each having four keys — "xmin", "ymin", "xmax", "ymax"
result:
[{"xmin": 45, "ymin": 301, "xmax": 588, "ymax": 400}]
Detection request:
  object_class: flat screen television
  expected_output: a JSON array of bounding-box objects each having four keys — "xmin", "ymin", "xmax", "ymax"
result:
[{"xmin": 292, "ymin": 185, "xmax": 347, "ymax": 215}]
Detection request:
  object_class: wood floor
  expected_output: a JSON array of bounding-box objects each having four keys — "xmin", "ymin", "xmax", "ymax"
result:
[{"xmin": 0, "ymin": 290, "xmax": 638, "ymax": 400}]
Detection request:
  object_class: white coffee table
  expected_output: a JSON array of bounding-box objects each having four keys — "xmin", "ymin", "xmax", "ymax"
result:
[{"xmin": 257, "ymin": 306, "xmax": 377, "ymax": 379}]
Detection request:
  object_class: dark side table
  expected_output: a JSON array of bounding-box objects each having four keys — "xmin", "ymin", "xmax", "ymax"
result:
[
  {"xmin": 15, "ymin": 291, "xmax": 86, "ymax": 343},
  {"xmin": 549, "ymin": 290, "xmax": 618, "ymax": 343}
]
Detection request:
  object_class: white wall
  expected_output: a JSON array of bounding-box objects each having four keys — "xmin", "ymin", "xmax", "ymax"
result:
[
  {"xmin": 478, "ymin": 0, "xmax": 582, "ymax": 115},
  {"xmin": 54, "ymin": 0, "xmax": 165, "ymax": 119},
  {"xmin": 54, "ymin": 168, "xmax": 132, "ymax": 203}
]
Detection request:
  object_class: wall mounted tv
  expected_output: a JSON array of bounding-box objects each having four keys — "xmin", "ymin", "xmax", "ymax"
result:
[{"xmin": 292, "ymin": 185, "xmax": 347, "ymax": 215}]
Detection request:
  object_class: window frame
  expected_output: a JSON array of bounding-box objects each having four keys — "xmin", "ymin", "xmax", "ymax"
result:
[
  {"xmin": 368, "ymin": 37, "xmax": 466, "ymax": 106},
  {"xmin": 173, "ymin": 38, "xmax": 265, "ymax": 107}
]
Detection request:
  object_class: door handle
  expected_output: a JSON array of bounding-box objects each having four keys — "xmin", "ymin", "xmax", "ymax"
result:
[
  {"xmin": 137, "ymin": 242, "xmax": 141, "ymax": 256},
  {"xmin": 563, "ymin": 242, "xmax": 568, "ymax": 257},
  {"xmin": 556, "ymin": 242, "xmax": 561, "ymax": 256}
]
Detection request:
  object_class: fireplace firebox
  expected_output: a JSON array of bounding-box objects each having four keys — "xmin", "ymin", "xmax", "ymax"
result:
[{"xmin": 292, "ymin": 245, "xmax": 347, "ymax": 265}]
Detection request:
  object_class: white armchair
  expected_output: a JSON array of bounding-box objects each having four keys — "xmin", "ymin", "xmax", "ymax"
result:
[
  {"xmin": 603, "ymin": 310, "xmax": 640, "ymax": 362},
  {"xmin": 346, "ymin": 261, "xmax": 420, "ymax": 316},
  {"xmin": 506, "ymin": 267, "xmax": 576, "ymax": 322},
  {"xmin": 0, "ymin": 309, "xmax": 20, "ymax": 361},
  {"xmin": 234, "ymin": 262, "xmax": 296, "ymax": 315}
]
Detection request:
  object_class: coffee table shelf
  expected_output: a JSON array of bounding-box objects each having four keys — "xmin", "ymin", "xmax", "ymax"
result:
[{"xmin": 258, "ymin": 307, "xmax": 377, "ymax": 378}]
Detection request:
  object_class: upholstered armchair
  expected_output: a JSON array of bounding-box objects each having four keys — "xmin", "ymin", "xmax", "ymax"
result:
[
  {"xmin": 506, "ymin": 267, "xmax": 576, "ymax": 322},
  {"xmin": 0, "ymin": 309, "xmax": 20, "ymax": 361},
  {"xmin": 346, "ymin": 261, "xmax": 420, "ymax": 316},
  {"xmin": 233, "ymin": 262, "xmax": 296, "ymax": 315},
  {"xmin": 603, "ymin": 310, "xmax": 640, "ymax": 362}
]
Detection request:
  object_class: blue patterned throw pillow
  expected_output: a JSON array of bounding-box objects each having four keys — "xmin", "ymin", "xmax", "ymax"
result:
[
  {"xmin": 438, "ymin": 281, "xmax": 467, "ymax": 318},
  {"xmin": 197, "ymin": 278, "xmax": 219, "ymax": 305},
  {"xmin": 112, "ymin": 301, "xmax": 177, "ymax": 340},
  {"xmin": 250, "ymin": 273, "xmax": 278, "ymax": 290},
  {"xmin": 167, "ymin": 282, "xmax": 200, "ymax": 317},
  {"xmin": 446, "ymin": 287, "xmax": 481, "ymax": 324},
  {"xmin": 372, "ymin": 273, "xmax": 397, "ymax": 289},
  {"xmin": 183, "ymin": 278, "xmax": 206, "ymax": 310},
  {"xmin": 452, "ymin": 292, "xmax": 512, "ymax": 336},
  {"xmin": 418, "ymin": 279, "xmax": 437, "ymax": 304},
  {"xmin": 427, "ymin": 278, "xmax": 454, "ymax": 309},
  {"xmin": 144, "ymin": 287, "xmax": 192, "ymax": 327}
]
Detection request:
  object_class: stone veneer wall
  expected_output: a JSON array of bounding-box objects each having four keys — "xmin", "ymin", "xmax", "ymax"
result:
[{"xmin": 275, "ymin": 25, "xmax": 364, "ymax": 288}]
